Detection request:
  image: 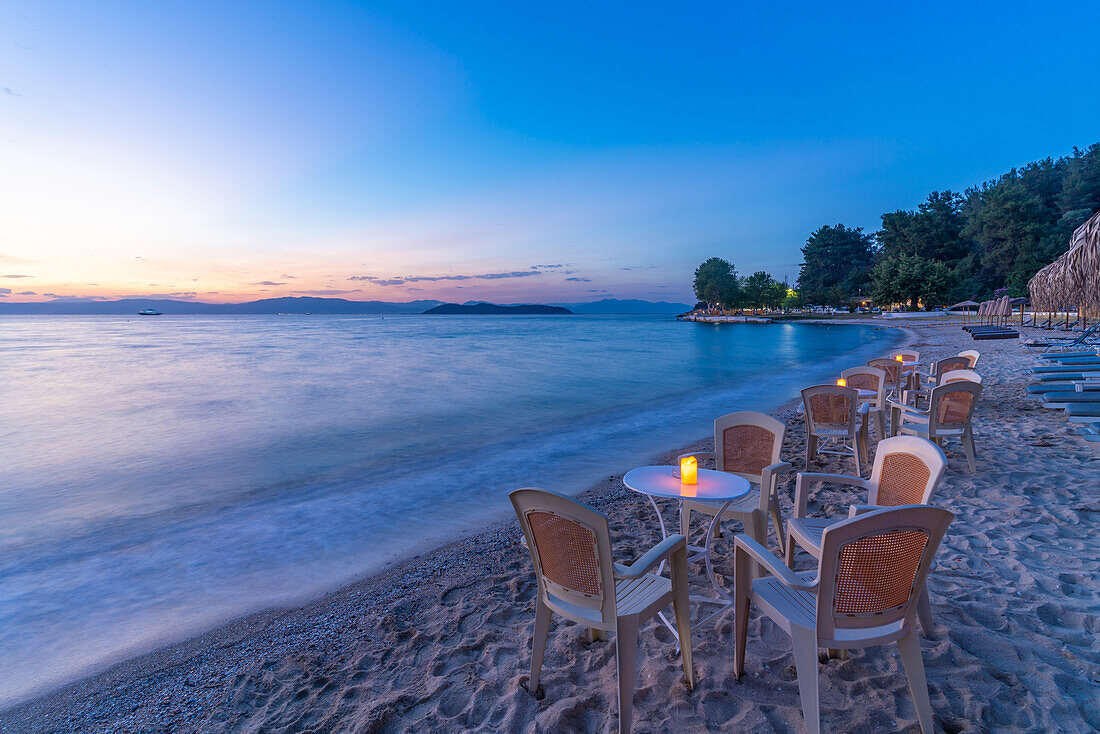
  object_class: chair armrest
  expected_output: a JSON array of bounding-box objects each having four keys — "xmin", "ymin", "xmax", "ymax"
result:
[
  {"xmin": 615, "ymin": 534, "xmax": 687, "ymax": 579},
  {"xmin": 793, "ymin": 472, "xmax": 870, "ymax": 517},
  {"xmin": 886, "ymin": 399, "xmax": 927, "ymax": 415},
  {"xmin": 760, "ymin": 460, "xmax": 792, "ymax": 490},
  {"xmin": 848, "ymin": 504, "xmax": 880, "ymax": 518},
  {"xmin": 734, "ymin": 535, "xmax": 818, "ymax": 591}
]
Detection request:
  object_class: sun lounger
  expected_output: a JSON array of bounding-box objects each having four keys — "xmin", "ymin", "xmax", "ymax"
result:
[
  {"xmin": 1027, "ymin": 383, "xmax": 1079, "ymax": 395},
  {"xmin": 1034, "ymin": 372, "xmax": 1087, "ymax": 383},
  {"xmin": 1077, "ymin": 423, "xmax": 1100, "ymax": 442},
  {"xmin": 1040, "ymin": 392, "xmax": 1100, "ymax": 409},
  {"xmin": 1031, "ymin": 364, "xmax": 1100, "ymax": 374},
  {"xmin": 1065, "ymin": 404, "xmax": 1100, "ymax": 422},
  {"xmin": 1036, "ymin": 349, "xmax": 1100, "ymax": 361}
]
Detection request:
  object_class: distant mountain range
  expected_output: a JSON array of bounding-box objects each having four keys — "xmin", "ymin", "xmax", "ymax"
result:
[
  {"xmin": 0, "ymin": 296, "xmax": 691, "ymax": 315},
  {"xmin": 424, "ymin": 303, "xmax": 573, "ymax": 315}
]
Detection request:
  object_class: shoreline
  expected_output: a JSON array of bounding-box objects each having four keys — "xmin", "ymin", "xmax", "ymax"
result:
[{"xmin": 1, "ymin": 324, "xmax": 914, "ymax": 727}]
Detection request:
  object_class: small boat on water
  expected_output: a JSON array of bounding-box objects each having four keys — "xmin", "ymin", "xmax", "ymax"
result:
[{"xmin": 137, "ymin": 309, "xmax": 162, "ymax": 316}]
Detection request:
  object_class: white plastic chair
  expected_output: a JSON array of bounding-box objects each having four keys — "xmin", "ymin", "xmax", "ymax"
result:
[
  {"xmin": 957, "ymin": 349, "xmax": 980, "ymax": 367},
  {"xmin": 890, "ymin": 381, "xmax": 982, "ymax": 472},
  {"xmin": 511, "ymin": 488, "xmax": 694, "ymax": 733},
  {"xmin": 867, "ymin": 357, "xmax": 904, "ymax": 398},
  {"xmin": 734, "ymin": 505, "xmax": 954, "ymax": 734},
  {"xmin": 680, "ymin": 411, "xmax": 792, "ymax": 549},
  {"xmin": 784, "ymin": 436, "xmax": 948, "ymax": 635},
  {"xmin": 841, "ymin": 365, "xmax": 887, "ymax": 440},
  {"xmin": 802, "ymin": 384, "xmax": 866, "ymax": 476}
]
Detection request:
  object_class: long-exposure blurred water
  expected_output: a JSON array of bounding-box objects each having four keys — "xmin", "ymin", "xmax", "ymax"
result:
[{"xmin": 0, "ymin": 314, "xmax": 901, "ymax": 706}]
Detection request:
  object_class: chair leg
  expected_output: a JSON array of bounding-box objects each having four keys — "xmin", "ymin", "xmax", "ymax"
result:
[
  {"xmin": 874, "ymin": 410, "xmax": 886, "ymax": 441},
  {"xmin": 529, "ymin": 600, "xmax": 552, "ymax": 694},
  {"xmin": 769, "ymin": 495, "xmax": 786, "ymax": 552},
  {"xmin": 733, "ymin": 544, "xmax": 752, "ymax": 678},
  {"xmin": 790, "ymin": 626, "xmax": 821, "ymax": 734},
  {"xmin": 961, "ymin": 431, "xmax": 976, "ymax": 473},
  {"xmin": 916, "ymin": 582, "xmax": 934, "ymax": 637},
  {"xmin": 805, "ymin": 435, "xmax": 818, "ymax": 470},
  {"xmin": 678, "ymin": 504, "xmax": 691, "ymax": 538},
  {"xmin": 897, "ymin": 631, "xmax": 935, "ymax": 734},
  {"xmin": 742, "ymin": 509, "xmax": 766, "ymax": 577},
  {"xmin": 784, "ymin": 529, "xmax": 797, "ymax": 568},
  {"xmin": 851, "ymin": 442, "xmax": 862, "ymax": 478},
  {"xmin": 587, "ymin": 628, "xmax": 606, "ymax": 643},
  {"xmin": 670, "ymin": 550, "xmax": 694, "ymax": 690},
  {"xmin": 615, "ymin": 616, "xmax": 640, "ymax": 734}
]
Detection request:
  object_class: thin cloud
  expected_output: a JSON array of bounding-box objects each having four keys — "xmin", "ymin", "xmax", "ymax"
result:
[
  {"xmin": 349, "ymin": 270, "xmax": 543, "ymax": 286},
  {"xmin": 16, "ymin": 290, "xmax": 35, "ymax": 295},
  {"xmin": 1, "ymin": 274, "xmax": 31, "ymax": 278},
  {"xmin": 280, "ymin": 274, "xmax": 299, "ymax": 279},
  {"xmin": 0, "ymin": 288, "xmax": 9, "ymax": 296},
  {"xmin": 565, "ymin": 277, "xmax": 591, "ymax": 282},
  {"xmin": 620, "ymin": 265, "xmax": 657, "ymax": 271},
  {"xmin": 251, "ymin": 281, "xmax": 286, "ymax": 286},
  {"xmin": 293, "ymin": 289, "xmax": 360, "ymax": 296},
  {"xmin": 1, "ymin": 87, "xmax": 20, "ymax": 97}
]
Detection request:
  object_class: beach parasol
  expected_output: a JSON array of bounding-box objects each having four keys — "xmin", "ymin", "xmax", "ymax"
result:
[{"xmin": 949, "ymin": 300, "xmax": 979, "ymax": 325}]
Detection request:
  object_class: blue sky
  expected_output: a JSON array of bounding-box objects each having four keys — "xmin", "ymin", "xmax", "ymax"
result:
[{"xmin": 0, "ymin": 1, "xmax": 1096, "ymax": 302}]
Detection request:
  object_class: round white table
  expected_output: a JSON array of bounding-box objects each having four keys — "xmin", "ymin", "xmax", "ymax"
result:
[{"xmin": 623, "ymin": 466, "xmax": 751, "ymax": 627}]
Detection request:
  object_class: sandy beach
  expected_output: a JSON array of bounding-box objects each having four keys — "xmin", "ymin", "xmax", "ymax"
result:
[{"xmin": 4, "ymin": 322, "xmax": 1098, "ymax": 733}]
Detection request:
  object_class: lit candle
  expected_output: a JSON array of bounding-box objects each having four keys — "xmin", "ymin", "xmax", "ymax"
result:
[
  {"xmin": 895, "ymin": 354, "xmax": 904, "ymax": 362},
  {"xmin": 679, "ymin": 454, "xmax": 698, "ymax": 485},
  {"xmin": 836, "ymin": 378, "xmax": 847, "ymax": 387}
]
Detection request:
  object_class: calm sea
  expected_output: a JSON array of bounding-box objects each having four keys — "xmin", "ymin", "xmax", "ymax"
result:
[{"xmin": 0, "ymin": 314, "xmax": 900, "ymax": 706}]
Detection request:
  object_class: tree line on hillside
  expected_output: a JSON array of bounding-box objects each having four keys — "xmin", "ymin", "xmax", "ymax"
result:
[{"xmin": 695, "ymin": 143, "xmax": 1100, "ymax": 311}]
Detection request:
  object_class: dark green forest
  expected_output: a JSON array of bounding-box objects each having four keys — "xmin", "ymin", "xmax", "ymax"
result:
[{"xmin": 695, "ymin": 143, "xmax": 1100, "ymax": 310}]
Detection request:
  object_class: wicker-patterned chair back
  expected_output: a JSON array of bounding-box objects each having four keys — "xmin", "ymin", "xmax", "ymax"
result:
[
  {"xmin": 841, "ymin": 366, "xmax": 886, "ymax": 408},
  {"xmin": 527, "ymin": 511, "xmax": 603, "ymax": 598},
  {"xmin": 803, "ymin": 385, "xmax": 858, "ymax": 437},
  {"xmin": 510, "ymin": 488, "xmax": 616, "ymax": 620},
  {"xmin": 938, "ymin": 368, "xmax": 981, "ymax": 385},
  {"xmin": 892, "ymin": 350, "xmax": 920, "ymax": 362},
  {"xmin": 933, "ymin": 356, "xmax": 971, "ymax": 378},
  {"xmin": 929, "ymin": 381, "xmax": 981, "ymax": 435},
  {"xmin": 713, "ymin": 411, "xmax": 785, "ymax": 480},
  {"xmin": 867, "ymin": 358, "xmax": 902, "ymax": 393},
  {"xmin": 867, "ymin": 436, "xmax": 947, "ymax": 508},
  {"xmin": 817, "ymin": 505, "xmax": 953, "ymax": 636},
  {"xmin": 957, "ymin": 349, "xmax": 980, "ymax": 368}
]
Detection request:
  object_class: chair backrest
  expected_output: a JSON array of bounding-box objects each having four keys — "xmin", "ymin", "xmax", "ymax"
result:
[
  {"xmin": 867, "ymin": 358, "xmax": 902, "ymax": 393},
  {"xmin": 841, "ymin": 366, "xmax": 886, "ymax": 408},
  {"xmin": 939, "ymin": 368, "xmax": 981, "ymax": 385},
  {"xmin": 932, "ymin": 355, "xmax": 971, "ymax": 377},
  {"xmin": 867, "ymin": 436, "xmax": 948, "ymax": 506},
  {"xmin": 802, "ymin": 385, "xmax": 859, "ymax": 438},
  {"xmin": 713, "ymin": 411, "xmax": 785, "ymax": 481},
  {"xmin": 892, "ymin": 349, "xmax": 920, "ymax": 362},
  {"xmin": 816, "ymin": 505, "xmax": 954, "ymax": 639},
  {"xmin": 957, "ymin": 349, "xmax": 980, "ymax": 367},
  {"xmin": 927, "ymin": 381, "xmax": 982, "ymax": 436},
  {"xmin": 510, "ymin": 488, "xmax": 617, "ymax": 624}
]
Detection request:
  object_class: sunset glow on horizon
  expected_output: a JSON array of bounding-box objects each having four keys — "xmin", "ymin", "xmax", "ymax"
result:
[{"xmin": 2, "ymin": 1, "xmax": 1096, "ymax": 304}]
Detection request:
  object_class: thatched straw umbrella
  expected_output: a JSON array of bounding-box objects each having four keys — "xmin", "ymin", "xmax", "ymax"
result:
[{"xmin": 1030, "ymin": 211, "xmax": 1100, "ymax": 326}]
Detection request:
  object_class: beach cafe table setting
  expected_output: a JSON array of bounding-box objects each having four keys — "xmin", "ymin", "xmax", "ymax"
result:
[{"xmin": 622, "ymin": 457, "xmax": 750, "ymax": 631}]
